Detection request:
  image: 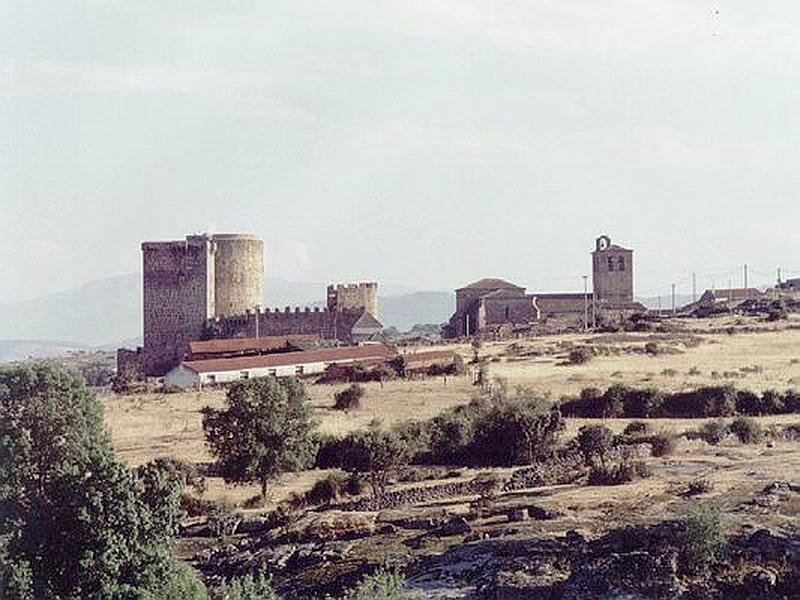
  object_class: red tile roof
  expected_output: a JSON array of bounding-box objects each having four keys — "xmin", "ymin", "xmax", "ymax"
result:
[
  {"xmin": 458, "ymin": 278, "xmax": 524, "ymax": 291},
  {"xmin": 188, "ymin": 334, "xmax": 320, "ymax": 356},
  {"xmin": 182, "ymin": 343, "xmax": 395, "ymax": 374},
  {"xmin": 403, "ymin": 350, "xmax": 457, "ymax": 364}
]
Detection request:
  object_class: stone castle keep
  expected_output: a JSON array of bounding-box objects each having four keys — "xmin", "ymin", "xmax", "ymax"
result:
[
  {"xmin": 444, "ymin": 235, "xmax": 644, "ymax": 338},
  {"xmin": 119, "ymin": 233, "xmax": 381, "ymax": 376}
]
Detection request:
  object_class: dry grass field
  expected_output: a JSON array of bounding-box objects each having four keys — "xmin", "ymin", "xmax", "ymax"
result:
[{"xmin": 102, "ymin": 314, "xmax": 800, "ymax": 508}]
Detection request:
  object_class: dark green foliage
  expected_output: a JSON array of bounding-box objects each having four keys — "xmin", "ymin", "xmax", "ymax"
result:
[
  {"xmin": 663, "ymin": 386, "xmax": 737, "ymax": 418},
  {"xmin": 428, "ymin": 403, "xmax": 486, "ymax": 464},
  {"xmin": 388, "ymin": 355, "xmax": 407, "ymax": 378},
  {"xmin": 334, "ymin": 383, "xmax": 365, "ymax": 410},
  {"xmin": 587, "ymin": 448, "xmax": 651, "ymax": 486},
  {"xmin": 728, "ymin": 417, "xmax": 763, "ymax": 444},
  {"xmin": 623, "ymin": 421, "xmax": 650, "ymax": 436},
  {"xmin": 686, "ymin": 478, "xmax": 714, "ymax": 495},
  {"xmin": 562, "ymin": 384, "xmax": 800, "ymax": 419},
  {"xmin": 339, "ymin": 426, "xmax": 414, "ymax": 496},
  {"xmin": 566, "ymin": 347, "xmax": 593, "ymax": 365},
  {"xmin": 339, "ymin": 566, "xmax": 406, "ymax": 600},
  {"xmin": 622, "ymin": 388, "xmax": 663, "ymax": 418},
  {"xmin": 647, "ymin": 433, "xmax": 676, "ymax": 457},
  {"xmin": 677, "ymin": 508, "xmax": 728, "ymax": 574},
  {"xmin": 576, "ymin": 425, "xmax": 615, "ymax": 467},
  {"xmin": 202, "ymin": 378, "xmax": 318, "ymax": 498},
  {"xmin": 470, "ymin": 403, "xmax": 565, "ymax": 467},
  {"xmin": 0, "ymin": 364, "xmax": 204, "ymax": 599},
  {"xmin": 207, "ymin": 502, "xmax": 238, "ymax": 538},
  {"xmin": 211, "ymin": 571, "xmax": 280, "ymax": 600},
  {"xmin": 699, "ymin": 420, "xmax": 729, "ymax": 445}
]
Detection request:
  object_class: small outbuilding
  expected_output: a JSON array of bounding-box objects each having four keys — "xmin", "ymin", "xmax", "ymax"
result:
[{"xmin": 165, "ymin": 343, "xmax": 395, "ymax": 389}]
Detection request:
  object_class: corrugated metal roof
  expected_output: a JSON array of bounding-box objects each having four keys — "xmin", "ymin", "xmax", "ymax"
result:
[
  {"xmin": 188, "ymin": 334, "xmax": 321, "ymax": 355},
  {"xmin": 182, "ymin": 343, "xmax": 395, "ymax": 373}
]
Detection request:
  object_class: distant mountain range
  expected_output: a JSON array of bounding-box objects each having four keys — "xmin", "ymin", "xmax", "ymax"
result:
[{"xmin": 0, "ymin": 275, "xmax": 453, "ymax": 360}]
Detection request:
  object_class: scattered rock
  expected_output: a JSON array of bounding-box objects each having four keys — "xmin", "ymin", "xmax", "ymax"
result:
[
  {"xmin": 508, "ymin": 508, "xmax": 529, "ymax": 522},
  {"xmin": 437, "ymin": 517, "xmax": 472, "ymax": 537}
]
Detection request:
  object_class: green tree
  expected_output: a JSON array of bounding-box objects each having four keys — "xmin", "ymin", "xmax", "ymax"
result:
[
  {"xmin": 471, "ymin": 402, "xmax": 565, "ymax": 466},
  {"xmin": 340, "ymin": 425, "xmax": 413, "ymax": 497},
  {"xmin": 0, "ymin": 364, "xmax": 204, "ymax": 599},
  {"xmin": 576, "ymin": 424, "xmax": 615, "ymax": 468},
  {"xmin": 202, "ymin": 378, "xmax": 318, "ymax": 500}
]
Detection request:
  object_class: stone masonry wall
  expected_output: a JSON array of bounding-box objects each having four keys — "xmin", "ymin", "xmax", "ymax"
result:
[
  {"xmin": 327, "ymin": 283, "xmax": 378, "ymax": 318},
  {"xmin": 213, "ymin": 235, "xmax": 264, "ymax": 318},
  {"xmin": 142, "ymin": 238, "xmax": 214, "ymax": 376},
  {"xmin": 592, "ymin": 244, "xmax": 634, "ymax": 304},
  {"xmin": 211, "ymin": 307, "xmax": 366, "ymax": 342}
]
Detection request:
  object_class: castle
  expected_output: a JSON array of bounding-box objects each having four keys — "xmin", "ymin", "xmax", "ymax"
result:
[
  {"xmin": 443, "ymin": 235, "xmax": 645, "ymax": 338},
  {"xmin": 118, "ymin": 233, "xmax": 381, "ymax": 376}
]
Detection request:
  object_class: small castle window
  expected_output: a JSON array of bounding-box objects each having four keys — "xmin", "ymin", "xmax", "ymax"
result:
[
  {"xmin": 295, "ymin": 365, "xmax": 304, "ymax": 375},
  {"xmin": 617, "ymin": 256, "xmax": 625, "ymax": 271},
  {"xmin": 240, "ymin": 371, "xmax": 249, "ymax": 380},
  {"xmin": 504, "ymin": 307, "xmax": 510, "ymax": 320},
  {"xmin": 607, "ymin": 257, "xmax": 615, "ymax": 272}
]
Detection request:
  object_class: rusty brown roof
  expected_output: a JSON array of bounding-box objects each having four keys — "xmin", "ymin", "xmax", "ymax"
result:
[
  {"xmin": 182, "ymin": 343, "xmax": 395, "ymax": 374},
  {"xmin": 403, "ymin": 350, "xmax": 457, "ymax": 363},
  {"xmin": 188, "ymin": 334, "xmax": 321, "ymax": 356}
]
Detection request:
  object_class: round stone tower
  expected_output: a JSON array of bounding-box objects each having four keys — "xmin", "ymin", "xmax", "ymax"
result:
[{"xmin": 212, "ymin": 233, "xmax": 264, "ymax": 317}]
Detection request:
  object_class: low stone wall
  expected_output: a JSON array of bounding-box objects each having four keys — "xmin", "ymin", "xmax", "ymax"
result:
[{"xmin": 336, "ymin": 452, "xmax": 591, "ymax": 512}]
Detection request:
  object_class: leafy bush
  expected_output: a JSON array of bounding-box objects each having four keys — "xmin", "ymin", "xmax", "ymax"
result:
[
  {"xmin": 728, "ymin": 417, "xmax": 763, "ymax": 444},
  {"xmin": 429, "ymin": 407, "xmax": 480, "ymax": 465},
  {"xmin": 662, "ymin": 386, "xmax": 737, "ymax": 418},
  {"xmin": 576, "ymin": 425, "xmax": 615, "ymax": 468},
  {"xmin": 677, "ymin": 508, "xmax": 727, "ymax": 574},
  {"xmin": 563, "ymin": 384, "xmax": 800, "ymax": 419},
  {"xmin": 686, "ymin": 478, "xmax": 714, "ymax": 495},
  {"xmin": 211, "ymin": 571, "xmax": 280, "ymax": 600},
  {"xmin": 339, "ymin": 566, "xmax": 406, "ymax": 600},
  {"xmin": 339, "ymin": 426, "xmax": 414, "ymax": 496},
  {"xmin": 471, "ymin": 403, "xmax": 565, "ymax": 467},
  {"xmin": 644, "ymin": 341, "xmax": 660, "ymax": 355},
  {"xmin": 623, "ymin": 421, "xmax": 650, "ymax": 436},
  {"xmin": 647, "ymin": 433, "xmax": 676, "ymax": 457},
  {"xmin": 334, "ymin": 384, "xmax": 366, "ymax": 410},
  {"xmin": 567, "ymin": 347, "xmax": 593, "ymax": 365},
  {"xmin": 622, "ymin": 388, "xmax": 663, "ymax": 418},
  {"xmin": 588, "ymin": 456, "xmax": 651, "ymax": 486},
  {"xmin": 699, "ymin": 420, "xmax": 729, "ymax": 445},
  {"xmin": 207, "ymin": 503, "xmax": 238, "ymax": 538}
]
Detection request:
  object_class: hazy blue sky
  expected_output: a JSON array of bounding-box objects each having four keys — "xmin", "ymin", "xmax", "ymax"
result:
[{"xmin": 2, "ymin": 1, "xmax": 799, "ymax": 303}]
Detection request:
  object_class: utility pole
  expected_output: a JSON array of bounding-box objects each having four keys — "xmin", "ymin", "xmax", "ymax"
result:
[
  {"xmin": 692, "ymin": 272, "xmax": 697, "ymax": 303},
  {"xmin": 671, "ymin": 283, "xmax": 676, "ymax": 315},
  {"xmin": 744, "ymin": 264, "xmax": 749, "ymax": 297},
  {"xmin": 778, "ymin": 267, "xmax": 782, "ymax": 286},
  {"xmin": 582, "ymin": 275, "xmax": 589, "ymax": 332},
  {"xmin": 254, "ymin": 306, "xmax": 260, "ymax": 338}
]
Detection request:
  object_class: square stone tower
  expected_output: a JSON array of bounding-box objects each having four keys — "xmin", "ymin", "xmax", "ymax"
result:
[
  {"xmin": 592, "ymin": 235, "xmax": 634, "ymax": 304},
  {"xmin": 141, "ymin": 233, "xmax": 264, "ymax": 376},
  {"xmin": 326, "ymin": 282, "xmax": 379, "ymax": 318}
]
